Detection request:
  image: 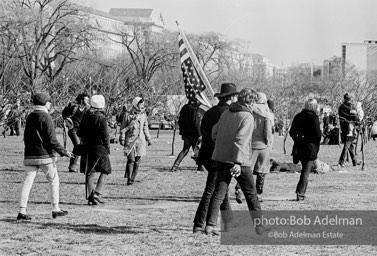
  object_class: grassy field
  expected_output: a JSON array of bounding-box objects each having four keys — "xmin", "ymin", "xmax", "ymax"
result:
[{"xmin": 1, "ymin": 129, "xmax": 377, "ymax": 256}]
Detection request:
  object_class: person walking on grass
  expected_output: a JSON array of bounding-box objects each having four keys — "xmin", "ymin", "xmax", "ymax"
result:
[
  {"xmin": 192, "ymin": 83, "xmax": 238, "ymax": 234},
  {"xmin": 62, "ymin": 93, "xmax": 90, "ymax": 173},
  {"xmin": 204, "ymin": 89, "xmax": 262, "ymax": 236},
  {"xmin": 337, "ymin": 93, "xmax": 360, "ymax": 167},
  {"xmin": 17, "ymin": 92, "xmax": 73, "ymax": 221},
  {"xmin": 289, "ymin": 98, "xmax": 321, "ymax": 201},
  {"xmin": 78, "ymin": 95, "xmax": 112, "ymax": 205},
  {"xmin": 170, "ymin": 98, "xmax": 201, "ymax": 172},
  {"xmin": 119, "ymin": 97, "xmax": 152, "ymax": 185}
]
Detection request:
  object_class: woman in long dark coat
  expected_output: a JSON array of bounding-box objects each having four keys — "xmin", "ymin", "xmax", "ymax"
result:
[
  {"xmin": 78, "ymin": 95, "xmax": 111, "ymax": 205},
  {"xmin": 289, "ymin": 98, "xmax": 321, "ymax": 201}
]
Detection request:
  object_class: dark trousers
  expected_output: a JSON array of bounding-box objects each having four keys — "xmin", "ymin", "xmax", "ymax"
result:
[
  {"xmin": 68, "ymin": 128, "xmax": 80, "ymax": 169},
  {"xmin": 172, "ymin": 135, "xmax": 198, "ymax": 168},
  {"xmin": 206, "ymin": 162, "xmax": 261, "ymax": 227},
  {"xmin": 235, "ymin": 173, "xmax": 266, "ymax": 195},
  {"xmin": 87, "ymin": 172, "xmax": 107, "ymax": 197},
  {"xmin": 338, "ymin": 137, "xmax": 357, "ymax": 165},
  {"xmin": 296, "ymin": 160, "xmax": 314, "ymax": 199},
  {"xmin": 125, "ymin": 149, "xmax": 141, "ymax": 182},
  {"xmin": 193, "ymin": 163, "xmax": 232, "ymax": 229},
  {"xmin": 9, "ymin": 120, "xmax": 20, "ymax": 136}
]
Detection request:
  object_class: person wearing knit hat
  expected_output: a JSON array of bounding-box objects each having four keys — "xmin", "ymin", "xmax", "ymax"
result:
[
  {"xmin": 33, "ymin": 92, "xmax": 51, "ymax": 106},
  {"xmin": 78, "ymin": 94, "xmax": 112, "ymax": 205},
  {"xmin": 17, "ymin": 92, "xmax": 73, "ymax": 221},
  {"xmin": 119, "ymin": 97, "xmax": 151, "ymax": 185},
  {"xmin": 90, "ymin": 95, "xmax": 106, "ymax": 109}
]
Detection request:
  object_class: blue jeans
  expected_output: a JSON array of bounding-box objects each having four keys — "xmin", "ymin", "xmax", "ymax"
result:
[
  {"xmin": 206, "ymin": 162, "xmax": 261, "ymax": 227},
  {"xmin": 193, "ymin": 163, "xmax": 232, "ymax": 229},
  {"xmin": 296, "ymin": 160, "xmax": 314, "ymax": 199},
  {"xmin": 338, "ymin": 137, "xmax": 357, "ymax": 165}
]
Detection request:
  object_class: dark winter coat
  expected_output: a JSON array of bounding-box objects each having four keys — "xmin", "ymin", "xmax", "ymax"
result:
[
  {"xmin": 196, "ymin": 101, "xmax": 229, "ymax": 166},
  {"xmin": 78, "ymin": 109, "xmax": 111, "ymax": 175},
  {"xmin": 338, "ymin": 100, "xmax": 359, "ymax": 140},
  {"xmin": 178, "ymin": 103, "xmax": 201, "ymax": 138},
  {"xmin": 24, "ymin": 106, "xmax": 68, "ymax": 165},
  {"xmin": 289, "ymin": 109, "xmax": 321, "ymax": 161},
  {"xmin": 62, "ymin": 102, "xmax": 89, "ymax": 129}
]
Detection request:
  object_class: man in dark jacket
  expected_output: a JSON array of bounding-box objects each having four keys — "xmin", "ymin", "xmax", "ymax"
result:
[
  {"xmin": 62, "ymin": 93, "xmax": 90, "ymax": 172},
  {"xmin": 192, "ymin": 83, "xmax": 238, "ymax": 234},
  {"xmin": 17, "ymin": 92, "xmax": 73, "ymax": 221},
  {"xmin": 170, "ymin": 98, "xmax": 201, "ymax": 172},
  {"xmin": 338, "ymin": 93, "xmax": 360, "ymax": 167}
]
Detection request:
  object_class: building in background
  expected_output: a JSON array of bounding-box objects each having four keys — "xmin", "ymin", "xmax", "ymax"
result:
[
  {"xmin": 109, "ymin": 8, "xmax": 165, "ymax": 33},
  {"xmin": 77, "ymin": 5, "xmax": 166, "ymax": 59},
  {"xmin": 322, "ymin": 56, "xmax": 342, "ymax": 80},
  {"xmin": 365, "ymin": 40, "xmax": 377, "ymax": 75}
]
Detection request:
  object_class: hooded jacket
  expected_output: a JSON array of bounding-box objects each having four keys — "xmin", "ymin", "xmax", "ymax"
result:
[
  {"xmin": 211, "ymin": 102, "xmax": 254, "ymax": 166},
  {"xmin": 252, "ymin": 93, "xmax": 274, "ymax": 149}
]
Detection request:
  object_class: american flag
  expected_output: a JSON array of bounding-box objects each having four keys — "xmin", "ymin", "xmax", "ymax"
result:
[{"xmin": 178, "ymin": 31, "xmax": 212, "ymax": 108}]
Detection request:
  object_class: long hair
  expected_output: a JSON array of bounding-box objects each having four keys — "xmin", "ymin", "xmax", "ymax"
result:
[{"xmin": 238, "ymin": 88, "xmax": 258, "ymax": 105}]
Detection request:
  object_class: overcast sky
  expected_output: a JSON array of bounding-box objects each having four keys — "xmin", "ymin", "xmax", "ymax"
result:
[{"xmin": 79, "ymin": 0, "xmax": 377, "ymax": 67}]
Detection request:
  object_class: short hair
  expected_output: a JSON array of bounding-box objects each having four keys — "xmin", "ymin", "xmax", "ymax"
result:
[
  {"xmin": 303, "ymin": 98, "xmax": 318, "ymax": 112},
  {"xmin": 238, "ymin": 88, "xmax": 258, "ymax": 105},
  {"xmin": 76, "ymin": 93, "xmax": 89, "ymax": 103}
]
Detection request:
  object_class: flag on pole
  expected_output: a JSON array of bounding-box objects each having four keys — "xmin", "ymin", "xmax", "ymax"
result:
[{"xmin": 178, "ymin": 26, "xmax": 213, "ymax": 108}]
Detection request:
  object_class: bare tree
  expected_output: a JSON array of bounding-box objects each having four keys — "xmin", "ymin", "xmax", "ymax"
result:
[{"xmin": 0, "ymin": 0, "xmax": 94, "ymax": 92}]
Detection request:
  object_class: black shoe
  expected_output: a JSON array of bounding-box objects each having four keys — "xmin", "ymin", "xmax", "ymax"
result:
[
  {"xmin": 68, "ymin": 168, "xmax": 78, "ymax": 173},
  {"xmin": 17, "ymin": 213, "xmax": 32, "ymax": 221},
  {"xmin": 93, "ymin": 192, "xmax": 105, "ymax": 204},
  {"xmin": 353, "ymin": 161, "xmax": 361, "ymax": 166},
  {"xmin": 88, "ymin": 195, "xmax": 98, "ymax": 205},
  {"xmin": 193, "ymin": 226, "xmax": 203, "ymax": 234},
  {"xmin": 170, "ymin": 166, "xmax": 178, "ymax": 172},
  {"xmin": 204, "ymin": 226, "xmax": 220, "ymax": 236},
  {"xmin": 52, "ymin": 210, "xmax": 68, "ymax": 219},
  {"xmin": 127, "ymin": 179, "xmax": 133, "ymax": 185},
  {"xmin": 235, "ymin": 190, "xmax": 242, "ymax": 204}
]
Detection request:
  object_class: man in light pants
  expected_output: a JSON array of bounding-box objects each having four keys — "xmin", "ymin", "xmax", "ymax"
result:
[{"xmin": 17, "ymin": 92, "xmax": 73, "ymax": 221}]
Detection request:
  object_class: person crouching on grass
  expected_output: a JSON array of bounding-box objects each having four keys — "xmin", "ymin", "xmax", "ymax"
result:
[
  {"xmin": 119, "ymin": 97, "xmax": 152, "ymax": 185},
  {"xmin": 17, "ymin": 92, "xmax": 73, "ymax": 221},
  {"xmin": 78, "ymin": 95, "xmax": 112, "ymax": 205}
]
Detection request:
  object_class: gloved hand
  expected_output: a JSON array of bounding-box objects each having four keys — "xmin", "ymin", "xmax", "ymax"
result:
[{"xmin": 147, "ymin": 140, "xmax": 152, "ymax": 146}]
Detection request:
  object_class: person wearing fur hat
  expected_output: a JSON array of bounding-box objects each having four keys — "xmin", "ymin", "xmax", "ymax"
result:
[
  {"xmin": 17, "ymin": 92, "xmax": 73, "ymax": 221},
  {"xmin": 78, "ymin": 95, "xmax": 112, "ymax": 205},
  {"xmin": 119, "ymin": 97, "xmax": 152, "ymax": 185}
]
